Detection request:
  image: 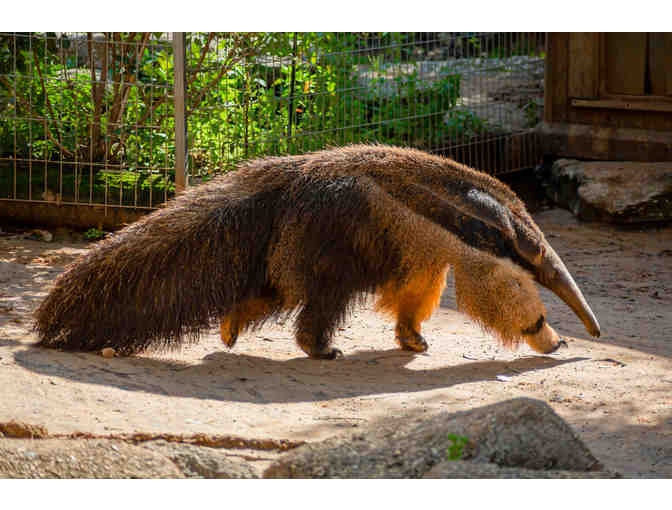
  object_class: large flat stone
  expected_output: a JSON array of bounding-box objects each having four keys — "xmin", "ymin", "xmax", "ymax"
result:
[
  {"xmin": 540, "ymin": 159, "xmax": 672, "ymax": 223},
  {"xmin": 0, "ymin": 438, "xmax": 184, "ymax": 478},
  {"xmin": 424, "ymin": 460, "xmax": 616, "ymax": 478},
  {"xmin": 263, "ymin": 398, "xmax": 609, "ymax": 478},
  {"xmin": 140, "ymin": 440, "xmax": 259, "ymax": 478}
]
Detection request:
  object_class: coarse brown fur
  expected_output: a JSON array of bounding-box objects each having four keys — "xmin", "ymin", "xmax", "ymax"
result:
[{"xmin": 35, "ymin": 144, "xmax": 581, "ymax": 359}]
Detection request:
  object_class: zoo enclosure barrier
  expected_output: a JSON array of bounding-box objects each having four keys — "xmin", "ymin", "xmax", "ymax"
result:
[{"xmin": 0, "ymin": 32, "xmax": 546, "ymax": 218}]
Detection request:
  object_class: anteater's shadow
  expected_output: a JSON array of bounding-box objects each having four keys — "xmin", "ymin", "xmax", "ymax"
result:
[{"xmin": 13, "ymin": 341, "xmax": 586, "ymax": 404}]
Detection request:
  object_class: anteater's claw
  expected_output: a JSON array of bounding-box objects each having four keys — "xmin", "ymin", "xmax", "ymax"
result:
[
  {"xmin": 397, "ymin": 333, "xmax": 429, "ymax": 353},
  {"xmin": 312, "ymin": 348, "xmax": 343, "ymax": 360}
]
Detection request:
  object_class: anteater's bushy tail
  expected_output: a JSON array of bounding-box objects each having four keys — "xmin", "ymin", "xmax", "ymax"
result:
[{"xmin": 34, "ymin": 167, "xmax": 286, "ymax": 354}]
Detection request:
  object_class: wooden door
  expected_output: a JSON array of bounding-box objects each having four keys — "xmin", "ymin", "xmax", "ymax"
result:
[
  {"xmin": 648, "ymin": 33, "xmax": 672, "ymax": 96},
  {"xmin": 568, "ymin": 33, "xmax": 672, "ymax": 111},
  {"xmin": 602, "ymin": 33, "xmax": 672, "ymax": 97}
]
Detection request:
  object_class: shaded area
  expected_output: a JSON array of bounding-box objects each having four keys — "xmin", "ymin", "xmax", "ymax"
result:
[{"xmin": 12, "ymin": 342, "xmax": 584, "ymax": 404}]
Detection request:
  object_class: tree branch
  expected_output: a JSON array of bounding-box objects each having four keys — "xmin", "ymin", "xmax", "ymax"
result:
[
  {"xmin": 187, "ymin": 32, "xmax": 215, "ymax": 89},
  {"xmin": 106, "ymin": 32, "xmax": 153, "ymax": 161},
  {"xmin": 187, "ymin": 33, "xmax": 261, "ymax": 116},
  {"xmin": 30, "ymin": 49, "xmax": 74, "ymax": 157},
  {"xmin": 1, "ymin": 74, "xmax": 74, "ymax": 158}
]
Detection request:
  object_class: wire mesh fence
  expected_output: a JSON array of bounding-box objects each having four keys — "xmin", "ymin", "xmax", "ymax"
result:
[
  {"xmin": 1, "ymin": 32, "xmax": 545, "ymax": 212},
  {"xmin": 0, "ymin": 32, "xmax": 176, "ymax": 209}
]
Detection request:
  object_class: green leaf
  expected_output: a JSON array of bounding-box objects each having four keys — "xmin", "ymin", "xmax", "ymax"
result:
[{"xmin": 446, "ymin": 434, "xmax": 469, "ymax": 461}]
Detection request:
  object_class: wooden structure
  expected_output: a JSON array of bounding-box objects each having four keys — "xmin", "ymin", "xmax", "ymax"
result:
[{"xmin": 541, "ymin": 33, "xmax": 672, "ymax": 161}]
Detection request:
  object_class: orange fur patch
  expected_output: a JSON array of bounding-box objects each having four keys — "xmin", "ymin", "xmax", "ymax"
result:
[
  {"xmin": 375, "ymin": 266, "xmax": 449, "ymax": 332},
  {"xmin": 453, "ymin": 255, "xmax": 548, "ymax": 350},
  {"xmin": 220, "ymin": 297, "xmax": 281, "ymax": 347}
]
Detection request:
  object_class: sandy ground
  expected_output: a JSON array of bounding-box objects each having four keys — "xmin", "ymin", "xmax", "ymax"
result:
[{"xmin": 1, "ymin": 208, "xmax": 671, "ymax": 478}]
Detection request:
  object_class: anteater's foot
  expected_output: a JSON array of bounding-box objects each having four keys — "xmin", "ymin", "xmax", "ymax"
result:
[
  {"xmin": 395, "ymin": 324, "xmax": 429, "ymax": 353},
  {"xmin": 308, "ymin": 347, "xmax": 344, "ymax": 360}
]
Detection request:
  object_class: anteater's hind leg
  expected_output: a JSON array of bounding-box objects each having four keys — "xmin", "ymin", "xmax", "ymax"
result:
[
  {"xmin": 294, "ymin": 293, "xmax": 350, "ymax": 360},
  {"xmin": 220, "ymin": 290, "xmax": 282, "ymax": 349},
  {"xmin": 375, "ymin": 266, "xmax": 449, "ymax": 352}
]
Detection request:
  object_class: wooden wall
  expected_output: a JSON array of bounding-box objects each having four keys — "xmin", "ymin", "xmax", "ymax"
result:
[{"xmin": 542, "ymin": 32, "xmax": 672, "ymax": 161}]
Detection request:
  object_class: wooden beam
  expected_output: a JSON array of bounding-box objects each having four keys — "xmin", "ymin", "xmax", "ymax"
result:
[
  {"xmin": 571, "ymin": 98, "xmax": 672, "ymax": 112},
  {"xmin": 0, "ymin": 200, "xmax": 150, "ymax": 231},
  {"xmin": 539, "ymin": 122, "xmax": 672, "ymax": 161}
]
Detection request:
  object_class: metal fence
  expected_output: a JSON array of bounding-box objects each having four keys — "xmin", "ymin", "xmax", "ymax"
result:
[{"xmin": 1, "ymin": 32, "xmax": 545, "ymax": 213}]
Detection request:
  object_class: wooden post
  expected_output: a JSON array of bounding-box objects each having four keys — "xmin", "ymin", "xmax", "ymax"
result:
[
  {"xmin": 544, "ymin": 33, "xmax": 570, "ymax": 124},
  {"xmin": 173, "ymin": 32, "xmax": 187, "ymax": 192}
]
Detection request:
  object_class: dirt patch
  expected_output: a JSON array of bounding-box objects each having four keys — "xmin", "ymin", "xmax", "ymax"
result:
[{"xmin": 1, "ymin": 208, "xmax": 671, "ymax": 477}]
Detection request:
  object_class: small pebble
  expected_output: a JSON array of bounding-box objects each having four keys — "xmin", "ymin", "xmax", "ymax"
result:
[{"xmin": 101, "ymin": 348, "xmax": 116, "ymax": 358}]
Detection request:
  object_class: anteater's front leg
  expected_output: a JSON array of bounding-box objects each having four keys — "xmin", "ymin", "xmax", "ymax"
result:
[{"xmin": 376, "ymin": 267, "xmax": 449, "ymax": 353}]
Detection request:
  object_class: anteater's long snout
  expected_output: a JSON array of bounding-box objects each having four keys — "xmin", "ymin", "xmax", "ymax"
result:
[{"xmin": 536, "ymin": 243, "xmax": 601, "ymax": 338}]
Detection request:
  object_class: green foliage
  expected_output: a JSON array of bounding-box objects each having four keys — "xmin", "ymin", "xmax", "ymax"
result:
[
  {"xmin": 185, "ymin": 32, "xmax": 373, "ymax": 173},
  {"xmin": 522, "ymin": 100, "xmax": 540, "ymax": 128},
  {"xmin": 446, "ymin": 434, "xmax": 469, "ymax": 461},
  {"xmin": 445, "ymin": 108, "xmax": 487, "ymax": 138},
  {"xmin": 185, "ymin": 32, "xmax": 480, "ymax": 175},
  {"xmin": 0, "ymin": 33, "xmax": 175, "ymax": 169},
  {"xmin": 1, "ymin": 67, "xmax": 95, "ymax": 160},
  {"xmin": 357, "ymin": 68, "xmax": 461, "ymax": 148},
  {"xmin": 84, "ymin": 227, "xmax": 105, "ymax": 240},
  {"xmin": 1, "ymin": 32, "xmax": 495, "ymax": 198}
]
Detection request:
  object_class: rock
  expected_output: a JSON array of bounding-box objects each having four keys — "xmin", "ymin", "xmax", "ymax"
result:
[
  {"xmin": 263, "ymin": 398, "xmax": 607, "ymax": 478},
  {"xmin": 52, "ymin": 227, "xmax": 84, "ymax": 242},
  {"xmin": 140, "ymin": 440, "xmax": 258, "ymax": 478},
  {"xmin": 0, "ymin": 421, "xmax": 49, "ymax": 439},
  {"xmin": 0, "ymin": 439, "xmax": 184, "ymax": 478},
  {"xmin": 41, "ymin": 190, "xmax": 61, "ymax": 203},
  {"xmin": 27, "ymin": 229, "xmax": 53, "ymax": 242},
  {"xmin": 539, "ymin": 159, "xmax": 672, "ymax": 224},
  {"xmin": 100, "ymin": 348, "xmax": 116, "ymax": 358},
  {"xmin": 424, "ymin": 460, "xmax": 618, "ymax": 478},
  {"xmin": 0, "ymin": 434, "xmax": 260, "ymax": 478}
]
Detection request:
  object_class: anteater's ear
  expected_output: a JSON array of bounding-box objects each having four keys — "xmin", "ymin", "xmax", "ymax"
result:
[
  {"xmin": 433, "ymin": 185, "xmax": 542, "ymax": 265},
  {"xmin": 445, "ymin": 187, "xmax": 516, "ymax": 241},
  {"xmin": 396, "ymin": 182, "xmax": 518, "ymax": 242},
  {"xmin": 449, "ymin": 188, "xmax": 545, "ymax": 263}
]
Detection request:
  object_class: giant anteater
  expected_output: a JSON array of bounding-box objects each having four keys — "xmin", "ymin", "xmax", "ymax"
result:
[{"xmin": 35, "ymin": 144, "xmax": 601, "ymax": 359}]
